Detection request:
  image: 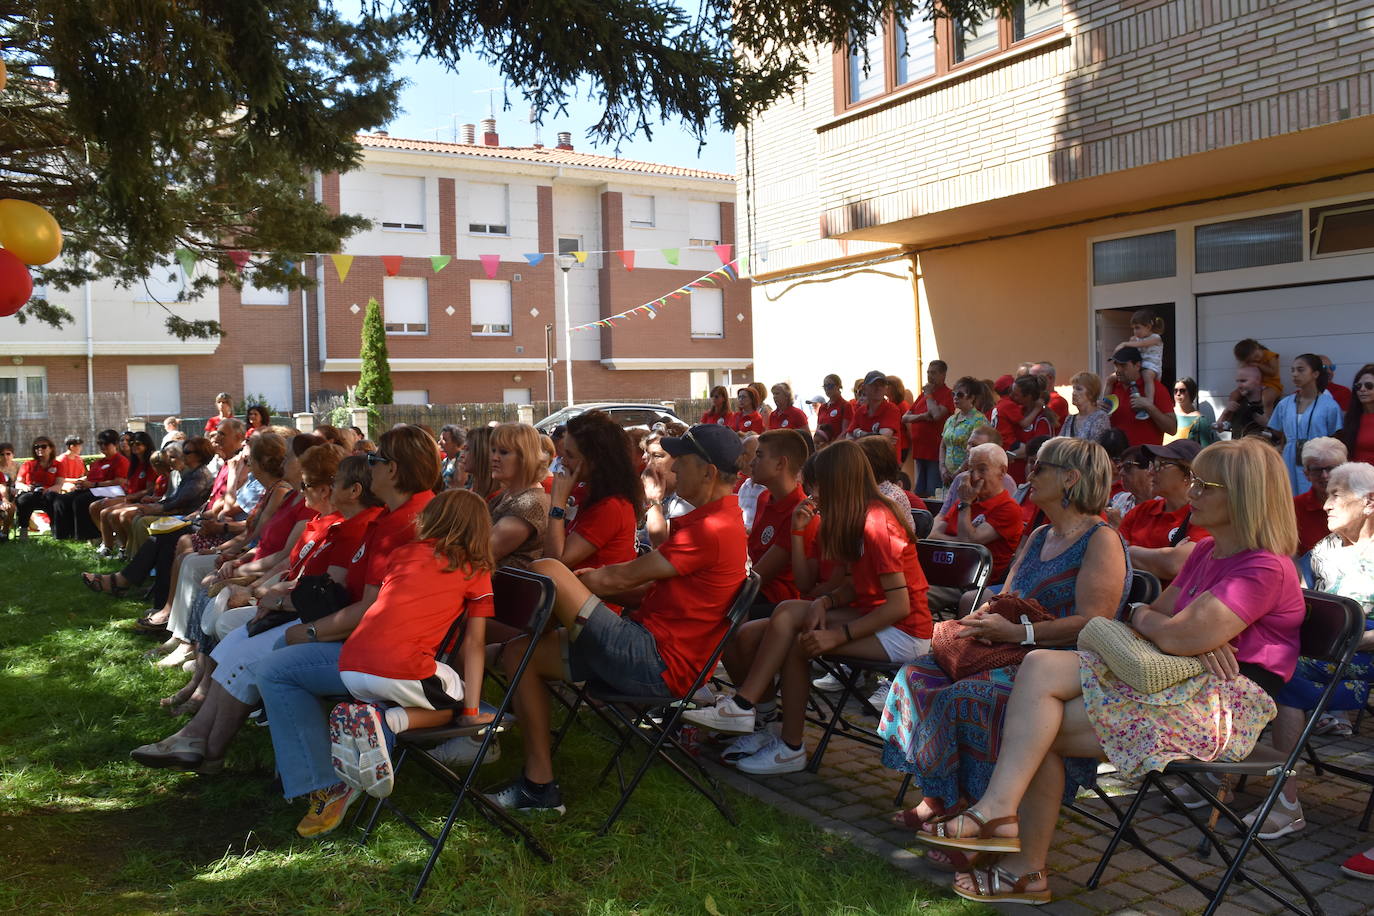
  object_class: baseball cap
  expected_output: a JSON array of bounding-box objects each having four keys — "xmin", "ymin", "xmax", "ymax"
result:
[
  {"xmin": 1112, "ymin": 345, "xmax": 1143, "ymax": 365},
  {"xmin": 1141, "ymin": 440, "xmax": 1202, "ymax": 465},
  {"xmin": 994, "ymin": 374, "xmax": 1014, "ymax": 395},
  {"xmin": 661, "ymin": 424, "xmax": 744, "ymax": 472},
  {"xmin": 862, "ymin": 370, "xmax": 887, "ymax": 387},
  {"xmin": 805, "ymin": 393, "xmax": 827, "ymax": 405}
]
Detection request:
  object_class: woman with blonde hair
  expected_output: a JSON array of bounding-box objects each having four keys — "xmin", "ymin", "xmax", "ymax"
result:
[
  {"xmin": 1061, "ymin": 371, "xmax": 1110, "ymax": 442},
  {"xmin": 489, "ymin": 423, "xmax": 551, "ymax": 568},
  {"xmin": 750, "ymin": 381, "xmax": 772, "ymax": 424},
  {"xmin": 916, "ymin": 437, "xmax": 1303, "ymax": 905}
]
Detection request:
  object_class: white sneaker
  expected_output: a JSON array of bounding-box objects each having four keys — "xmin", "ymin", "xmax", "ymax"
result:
[
  {"xmin": 432, "ymin": 735, "xmax": 501, "ymax": 767},
  {"xmin": 1170, "ymin": 773, "xmax": 1224, "ymax": 810},
  {"xmin": 720, "ymin": 729, "xmax": 776, "ymax": 765},
  {"xmin": 867, "ymin": 678, "xmax": 891, "ymax": 710},
  {"xmin": 1241, "ymin": 796, "xmax": 1306, "ymax": 840},
  {"xmin": 736, "ymin": 733, "xmax": 808, "ymax": 775},
  {"xmin": 811, "ymin": 667, "xmax": 850, "ymax": 692},
  {"xmin": 691, "ymin": 685, "xmax": 716, "ymax": 706},
  {"xmin": 682, "ymin": 694, "xmax": 756, "ymax": 735},
  {"xmin": 95, "ymin": 544, "xmax": 113, "ymax": 558}
]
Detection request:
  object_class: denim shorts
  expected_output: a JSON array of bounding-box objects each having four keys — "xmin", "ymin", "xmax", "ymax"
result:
[{"xmin": 564, "ymin": 601, "xmax": 674, "ymax": 699}]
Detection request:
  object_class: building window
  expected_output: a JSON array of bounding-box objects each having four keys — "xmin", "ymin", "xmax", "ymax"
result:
[
  {"xmin": 1310, "ymin": 199, "xmax": 1374, "ymax": 258},
  {"xmin": 1092, "ymin": 231, "xmax": 1177, "ymax": 286},
  {"xmin": 502, "ymin": 388, "xmax": 532, "ymax": 406},
  {"xmin": 838, "ymin": 1, "xmax": 1062, "ymax": 110},
  {"xmin": 242, "ymin": 364, "xmax": 293, "ymax": 414},
  {"xmin": 690, "ymin": 287, "xmax": 724, "ymax": 339},
  {"xmin": 381, "ymin": 175, "xmax": 425, "ymax": 231},
  {"xmin": 127, "ymin": 365, "xmax": 181, "ymax": 415},
  {"xmin": 558, "ymin": 236, "xmax": 581, "ymax": 255},
  {"xmin": 471, "ymin": 279, "xmax": 512, "ymax": 336},
  {"xmin": 393, "ymin": 389, "xmax": 430, "ymax": 405},
  {"xmin": 383, "ymin": 276, "xmax": 428, "ymax": 334},
  {"xmin": 468, "ymin": 182, "xmax": 509, "ymax": 235},
  {"xmin": 240, "ymin": 269, "xmax": 290, "ymax": 306},
  {"xmin": 689, "ymin": 201, "xmax": 721, "ymax": 247},
  {"xmin": 626, "ymin": 194, "xmax": 656, "ymax": 229},
  {"xmin": 0, "ymin": 366, "xmax": 47, "ymax": 419},
  {"xmin": 1195, "ymin": 211, "xmax": 1303, "ymax": 273},
  {"xmin": 136, "ymin": 257, "xmax": 187, "ymax": 304}
]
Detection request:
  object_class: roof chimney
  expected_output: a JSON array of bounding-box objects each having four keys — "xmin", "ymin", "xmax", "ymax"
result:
[
  {"xmin": 555, "ymin": 131, "xmax": 573, "ymax": 151},
  {"xmin": 460, "ymin": 123, "xmax": 475, "ymax": 145},
  {"xmin": 375, "ymin": 130, "xmax": 388, "ymax": 137},
  {"xmin": 481, "ymin": 117, "xmax": 499, "ymax": 147}
]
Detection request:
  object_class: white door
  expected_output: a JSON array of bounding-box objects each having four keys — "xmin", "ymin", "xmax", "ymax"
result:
[
  {"xmin": 127, "ymin": 365, "xmax": 181, "ymax": 415},
  {"xmin": 242, "ymin": 364, "xmax": 293, "ymax": 415},
  {"xmin": 1197, "ymin": 279, "xmax": 1374, "ymax": 413}
]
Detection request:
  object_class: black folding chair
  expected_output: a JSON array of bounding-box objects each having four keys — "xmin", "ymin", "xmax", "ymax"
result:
[
  {"xmin": 584, "ymin": 571, "xmax": 760, "ymax": 836},
  {"xmin": 910, "ymin": 507, "xmax": 934, "ymax": 539},
  {"xmin": 354, "ymin": 567, "xmax": 557, "ymax": 900},
  {"xmin": 807, "ymin": 539, "xmax": 992, "ymax": 775},
  {"xmin": 922, "ymin": 497, "xmax": 943, "ymax": 516},
  {"xmin": 1086, "ymin": 590, "xmax": 1363, "ymax": 916}
]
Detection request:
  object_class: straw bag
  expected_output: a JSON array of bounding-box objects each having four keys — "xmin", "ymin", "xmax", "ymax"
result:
[{"xmin": 1077, "ymin": 617, "xmax": 1204, "ymax": 694}]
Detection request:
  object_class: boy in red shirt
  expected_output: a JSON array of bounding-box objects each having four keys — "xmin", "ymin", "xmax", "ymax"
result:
[
  {"xmin": 488, "ymin": 424, "xmax": 748, "ymax": 815},
  {"xmin": 745, "ymin": 430, "xmax": 819, "ymax": 609}
]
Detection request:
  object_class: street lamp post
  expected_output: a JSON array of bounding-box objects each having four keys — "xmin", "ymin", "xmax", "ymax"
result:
[{"xmin": 556, "ymin": 253, "xmax": 577, "ymax": 405}]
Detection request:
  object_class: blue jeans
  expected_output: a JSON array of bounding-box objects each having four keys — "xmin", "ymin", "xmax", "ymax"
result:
[
  {"xmin": 914, "ymin": 459, "xmax": 942, "ymax": 497},
  {"xmin": 252, "ymin": 640, "xmax": 346, "ymax": 800}
]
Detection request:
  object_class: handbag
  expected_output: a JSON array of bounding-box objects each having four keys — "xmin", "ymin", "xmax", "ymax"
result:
[
  {"xmin": 930, "ymin": 594, "xmax": 1055, "ymax": 681},
  {"xmin": 245, "ymin": 610, "xmax": 297, "ymax": 637},
  {"xmin": 1077, "ymin": 616, "xmax": 1204, "ymax": 693},
  {"xmin": 290, "ymin": 574, "xmax": 352, "ymax": 623}
]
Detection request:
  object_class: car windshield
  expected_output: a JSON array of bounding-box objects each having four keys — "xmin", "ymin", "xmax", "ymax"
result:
[{"xmin": 537, "ymin": 406, "xmax": 586, "ymax": 428}]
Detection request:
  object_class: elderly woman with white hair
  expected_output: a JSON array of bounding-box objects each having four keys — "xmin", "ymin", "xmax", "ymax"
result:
[
  {"xmin": 880, "ymin": 437, "xmax": 1130, "ymax": 868},
  {"xmin": 1245, "ymin": 461, "xmax": 1374, "ymax": 853},
  {"xmin": 1294, "ymin": 437, "xmax": 1348, "ymax": 558}
]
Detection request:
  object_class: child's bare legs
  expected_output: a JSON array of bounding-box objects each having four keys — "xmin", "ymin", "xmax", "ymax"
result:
[{"xmin": 1141, "ymin": 368, "xmax": 1158, "ymax": 391}]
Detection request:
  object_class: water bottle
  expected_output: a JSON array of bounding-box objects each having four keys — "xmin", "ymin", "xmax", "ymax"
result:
[{"xmin": 1130, "ymin": 381, "xmax": 1149, "ymax": 420}]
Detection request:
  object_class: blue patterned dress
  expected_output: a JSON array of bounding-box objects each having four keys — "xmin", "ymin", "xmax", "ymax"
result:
[{"xmin": 877, "ymin": 521, "xmax": 1130, "ymax": 807}]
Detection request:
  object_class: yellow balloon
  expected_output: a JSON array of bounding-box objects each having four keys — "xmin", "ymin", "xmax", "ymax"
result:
[
  {"xmin": 0, "ymin": 199, "xmax": 63, "ymax": 265},
  {"xmin": 0, "ymin": 59, "xmax": 7, "ymax": 92}
]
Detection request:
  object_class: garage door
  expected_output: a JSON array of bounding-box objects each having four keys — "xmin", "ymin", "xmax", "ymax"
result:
[{"xmin": 1196, "ymin": 279, "xmax": 1374, "ymax": 413}]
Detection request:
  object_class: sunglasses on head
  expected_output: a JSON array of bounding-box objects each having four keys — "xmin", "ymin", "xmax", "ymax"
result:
[{"xmin": 679, "ymin": 429, "xmax": 713, "ymax": 464}]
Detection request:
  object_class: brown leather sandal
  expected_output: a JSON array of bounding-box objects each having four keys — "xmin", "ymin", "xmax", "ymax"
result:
[
  {"xmin": 953, "ymin": 862, "xmax": 1050, "ymax": 905},
  {"xmin": 915, "ymin": 808, "xmax": 1021, "ymax": 853}
]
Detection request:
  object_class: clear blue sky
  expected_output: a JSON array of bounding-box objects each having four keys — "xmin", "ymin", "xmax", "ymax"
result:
[{"xmin": 380, "ymin": 50, "xmax": 738, "ymax": 175}]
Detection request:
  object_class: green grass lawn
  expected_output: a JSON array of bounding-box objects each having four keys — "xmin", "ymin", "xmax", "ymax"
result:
[{"xmin": 0, "ymin": 537, "xmax": 979, "ymax": 915}]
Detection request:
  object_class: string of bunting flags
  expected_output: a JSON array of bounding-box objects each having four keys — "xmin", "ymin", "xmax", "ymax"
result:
[{"xmin": 569, "ymin": 257, "xmax": 745, "ymax": 333}]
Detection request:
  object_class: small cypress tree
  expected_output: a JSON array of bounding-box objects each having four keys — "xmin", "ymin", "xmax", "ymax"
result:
[{"xmin": 354, "ymin": 298, "xmax": 393, "ymax": 408}]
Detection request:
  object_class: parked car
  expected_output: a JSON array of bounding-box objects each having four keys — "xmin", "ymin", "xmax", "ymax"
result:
[{"xmin": 534, "ymin": 402, "xmax": 686, "ymax": 432}]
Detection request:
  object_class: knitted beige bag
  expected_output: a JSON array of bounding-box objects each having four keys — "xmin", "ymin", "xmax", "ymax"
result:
[{"xmin": 1078, "ymin": 617, "xmax": 1204, "ymax": 694}]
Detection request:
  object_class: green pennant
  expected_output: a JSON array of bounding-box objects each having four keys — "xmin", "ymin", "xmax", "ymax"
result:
[
  {"xmin": 174, "ymin": 248, "xmax": 198, "ymax": 277},
  {"xmin": 661, "ymin": 248, "xmax": 679, "ymax": 265},
  {"xmin": 430, "ymin": 255, "xmax": 452, "ymax": 273}
]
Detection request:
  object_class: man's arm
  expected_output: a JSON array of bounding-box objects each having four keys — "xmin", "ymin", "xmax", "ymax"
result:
[{"xmin": 578, "ymin": 551, "xmax": 679, "ymax": 604}]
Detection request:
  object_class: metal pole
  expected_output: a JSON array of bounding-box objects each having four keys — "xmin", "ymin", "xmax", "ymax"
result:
[
  {"xmin": 84, "ymin": 259, "xmax": 95, "ymax": 435},
  {"xmin": 561, "ymin": 266, "xmax": 574, "ymax": 405},
  {"xmin": 544, "ymin": 323, "xmax": 555, "ymax": 405}
]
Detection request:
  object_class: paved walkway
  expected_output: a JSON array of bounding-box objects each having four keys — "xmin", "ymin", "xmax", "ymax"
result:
[{"xmin": 702, "ymin": 690, "xmax": 1374, "ymax": 914}]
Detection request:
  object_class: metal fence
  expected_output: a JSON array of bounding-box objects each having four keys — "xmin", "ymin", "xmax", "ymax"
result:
[{"xmin": 0, "ymin": 392, "xmax": 129, "ymax": 448}]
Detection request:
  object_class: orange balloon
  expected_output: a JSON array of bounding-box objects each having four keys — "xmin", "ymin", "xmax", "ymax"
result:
[
  {"xmin": 0, "ymin": 199, "xmax": 63, "ymax": 265},
  {"xmin": 0, "ymin": 59, "xmax": 7, "ymax": 92}
]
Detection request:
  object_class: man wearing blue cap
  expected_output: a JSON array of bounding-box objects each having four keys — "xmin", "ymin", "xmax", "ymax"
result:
[{"xmin": 487, "ymin": 425, "xmax": 749, "ymax": 815}]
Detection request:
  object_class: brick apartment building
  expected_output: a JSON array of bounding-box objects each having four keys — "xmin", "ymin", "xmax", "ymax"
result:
[
  {"xmin": 743, "ymin": 0, "xmax": 1374, "ymax": 408},
  {"xmin": 0, "ymin": 121, "xmax": 752, "ymax": 421}
]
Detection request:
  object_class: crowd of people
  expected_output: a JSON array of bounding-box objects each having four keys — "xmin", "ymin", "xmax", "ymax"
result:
[{"xmin": 2, "ymin": 335, "xmax": 1372, "ymax": 906}]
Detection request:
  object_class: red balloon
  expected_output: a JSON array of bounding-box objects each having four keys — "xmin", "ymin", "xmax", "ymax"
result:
[{"xmin": 0, "ymin": 247, "xmax": 33, "ymax": 317}]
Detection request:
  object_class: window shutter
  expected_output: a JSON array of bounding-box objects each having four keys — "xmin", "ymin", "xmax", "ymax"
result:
[
  {"xmin": 688, "ymin": 201, "xmax": 721, "ymax": 246},
  {"xmin": 381, "ymin": 175, "xmax": 425, "ymax": 229},
  {"xmin": 690, "ymin": 288, "xmax": 724, "ymax": 338},
  {"xmin": 470, "ymin": 280, "xmax": 512, "ymax": 334},
  {"xmin": 626, "ymin": 194, "xmax": 655, "ymax": 227},
  {"xmin": 383, "ymin": 277, "xmax": 428, "ymax": 332},
  {"xmin": 468, "ymin": 183, "xmax": 509, "ymax": 234}
]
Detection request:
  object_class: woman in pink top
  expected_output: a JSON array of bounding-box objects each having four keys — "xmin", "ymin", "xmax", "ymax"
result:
[{"xmin": 912, "ymin": 437, "xmax": 1304, "ymax": 906}]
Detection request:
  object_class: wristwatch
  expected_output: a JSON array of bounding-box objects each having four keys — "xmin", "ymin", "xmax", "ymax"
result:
[
  {"xmin": 548, "ymin": 505, "xmax": 567, "ymax": 520},
  {"xmin": 1019, "ymin": 614, "xmax": 1035, "ymax": 646},
  {"xmin": 957, "ymin": 501, "xmax": 969, "ymax": 511},
  {"xmin": 305, "ymin": 624, "xmax": 318, "ymax": 642}
]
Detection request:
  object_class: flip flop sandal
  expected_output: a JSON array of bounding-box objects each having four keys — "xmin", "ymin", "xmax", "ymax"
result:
[
  {"xmin": 953, "ymin": 863, "xmax": 1051, "ymax": 906},
  {"xmin": 916, "ymin": 808, "xmax": 1021, "ymax": 853}
]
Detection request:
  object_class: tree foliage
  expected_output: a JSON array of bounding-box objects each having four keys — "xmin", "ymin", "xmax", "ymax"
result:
[
  {"xmin": 0, "ymin": 0, "xmax": 403, "ymax": 335},
  {"xmin": 354, "ymin": 298, "xmax": 392, "ymax": 409}
]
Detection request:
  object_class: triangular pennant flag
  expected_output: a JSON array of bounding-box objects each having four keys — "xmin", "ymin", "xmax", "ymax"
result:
[
  {"xmin": 381, "ymin": 255, "xmax": 403, "ymax": 276},
  {"xmin": 737, "ymin": 255, "xmax": 748, "ymax": 274},
  {"xmin": 284, "ymin": 259, "xmax": 298, "ymax": 274},
  {"xmin": 430, "ymin": 255, "xmax": 451, "ymax": 273},
  {"xmin": 617, "ymin": 250, "xmax": 636, "ymax": 271},
  {"xmin": 175, "ymin": 248, "xmax": 198, "ymax": 277},
  {"xmin": 479, "ymin": 254, "xmax": 501, "ymax": 279},
  {"xmin": 572, "ymin": 251, "xmax": 588, "ymax": 264},
  {"xmin": 713, "ymin": 244, "xmax": 733, "ymax": 264},
  {"xmin": 661, "ymin": 248, "xmax": 679, "ymax": 265},
  {"xmin": 523, "ymin": 253, "xmax": 545, "ymax": 266},
  {"xmin": 227, "ymin": 249, "xmax": 251, "ymax": 270},
  {"xmin": 330, "ymin": 254, "xmax": 354, "ymax": 283}
]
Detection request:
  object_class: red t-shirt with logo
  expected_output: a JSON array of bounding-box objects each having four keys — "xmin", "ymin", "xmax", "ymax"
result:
[
  {"xmin": 339, "ymin": 540, "xmax": 495, "ymax": 680},
  {"xmin": 1107, "ymin": 378, "xmax": 1174, "ymax": 447},
  {"xmin": 87, "ymin": 452, "xmax": 130, "ymax": 483},
  {"xmin": 126, "ymin": 462, "xmax": 152, "ymax": 495},
  {"xmin": 56, "ymin": 453, "xmax": 86, "ymax": 480},
  {"xmin": 941, "ymin": 489, "xmax": 1024, "ymax": 579},
  {"xmin": 303, "ymin": 506, "xmax": 382, "ymax": 583},
  {"xmin": 345, "ymin": 490, "xmax": 434, "ymax": 599},
  {"xmin": 767, "ymin": 406, "xmax": 810, "ymax": 431},
  {"xmin": 701, "ymin": 409, "xmax": 734, "ymax": 427},
  {"xmin": 632, "ymin": 493, "xmax": 747, "ymax": 695},
  {"xmin": 816, "ymin": 398, "xmax": 852, "ymax": 438},
  {"xmin": 1293, "ymin": 490, "xmax": 1329, "ymax": 555},
  {"xmin": 847, "ymin": 502, "xmax": 932, "ymax": 639},
  {"xmin": 1118, "ymin": 498, "xmax": 1209, "ymax": 549},
  {"xmin": 749, "ymin": 485, "xmax": 819, "ymax": 605},
  {"xmin": 732, "ymin": 411, "xmax": 764, "ymax": 434},
  {"xmin": 910, "ymin": 385, "xmax": 956, "ymax": 461},
  {"xmin": 567, "ymin": 494, "xmax": 638, "ymax": 572},
  {"xmin": 19, "ymin": 460, "xmax": 59, "ymax": 488},
  {"xmin": 846, "ymin": 400, "xmax": 903, "ymax": 439}
]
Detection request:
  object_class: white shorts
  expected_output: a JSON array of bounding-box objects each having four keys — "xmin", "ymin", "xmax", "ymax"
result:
[
  {"xmin": 340, "ymin": 662, "xmax": 463, "ymax": 710},
  {"xmin": 210, "ymin": 618, "xmax": 298, "ymax": 705},
  {"xmin": 875, "ymin": 628, "xmax": 931, "ymax": 664}
]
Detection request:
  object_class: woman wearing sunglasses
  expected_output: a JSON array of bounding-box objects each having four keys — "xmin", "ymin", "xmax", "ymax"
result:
[
  {"xmin": 12, "ymin": 438, "xmax": 64, "ymax": 538},
  {"xmin": 1339, "ymin": 363, "xmax": 1374, "ymax": 464}
]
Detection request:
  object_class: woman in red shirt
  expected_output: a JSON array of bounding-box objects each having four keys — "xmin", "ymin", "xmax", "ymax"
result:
[
  {"xmin": 544, "ymin": 410, "xmax": 642, "ymax": 576},
  {"xmin": 767, "ymin": 382, "xmax": 810, "ymax": 431},
  {"xmin": 12, "ymin": 437, "xmax": 63, "ymax": 539},
  {"xmin": 50, "ymin": 428, "xmax": 128, "ymax": 540},
  {"xmin": 700, "ymin": 386, "xmax": 734, "ymax": 427},
  {"xmin": 731, "ymin": 386, "xmax": 765, "ymax": 433},
  {"xmin": 1340, "ymin": 363, "xmax": 1374, "ymax": 464}
]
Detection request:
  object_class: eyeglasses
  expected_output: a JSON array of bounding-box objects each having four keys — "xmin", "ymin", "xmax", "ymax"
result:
[
  {"xmin": 952, "ymin": 390, "xmax": 969, "ymax": 399},
  {"xmin": 1357, "ymin": 381, "xmax": 1374, "ymax": 392},
  {"xmin": 1026, "ymin": 460, "xmax": 1068, "ymax": 477},
  {"xmin": 823, "ymin": 381, "xmax": 838, "ymax": 389},
  {"xmin": 302, "ymin": 479, "xmax": 330, "ymax": 490},
  {"xmin": 679, "ymin": 428, "xmax": 713, "ymax": 464},
  {"xmin": 364, "ymin": 452, "xmax": 393, "ymax": 466},
  {"xmin": 1119, "ymin": 461, "xmax": 1147, "ymax": 471},
  {"xmin": 1187, "ymin": 474, "xmax": 1226, "ymax": 497},
  {"xmin": 1150, "ymin": 460, "xmax": 1184, "ymax": 472},
  {"xmin": 1173, "ymin": 388, "xmax": 1189, "ymax": 394},
  {"xmin": 33, "ymin": 445, "xmax": 50, "ymax": 451},
  {"xmin": 1304, "ymin": 465, "xmax": 1339, "ymax": 477}
]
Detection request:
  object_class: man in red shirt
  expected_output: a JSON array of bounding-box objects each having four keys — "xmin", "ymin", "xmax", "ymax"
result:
[
  {"xmin": 1294, "ymin": 437, "xmax": 1346, "ymax": 555},
  {"xmin": 929, "ymin": 442, "xmax": 1023, "ymax": 584},
  {"xmin": 766, "ymin": 382, "xmax": 810, "ymax": 432},
  {"xmin": 905, "ymin": 360, "xmax": 954, "ymax": 496},
  {"xmin": 1121, "ymin": 440, "xmax": 1208, "ymax": 583},
  {"xmin": 744, "ymin": 429, "xmax": 818, "ymax": 609},
  {"xmin": 814, "ymin": 375, "xmax": 852, "ymax": 443},
  {"xmin": 845, "ymin": 370, "xmax": 902, "ymax": 450},
  {"xmin": 490, "ymin": 424, "xmax": 748, "ymax": 815},
  {"xmin": 1030, "ymin": 360, "xmax": 1070, "ymax": 426},
  {"xmin": 1106, "ymin": 345, "xmax": 1176, "ymax": 447}
]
